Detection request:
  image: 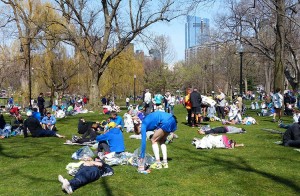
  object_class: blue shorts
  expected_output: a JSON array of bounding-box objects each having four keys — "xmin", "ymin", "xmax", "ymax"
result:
[{"xmin": 160, "ymin": 116, "xmax": 177, "ymax": 133}]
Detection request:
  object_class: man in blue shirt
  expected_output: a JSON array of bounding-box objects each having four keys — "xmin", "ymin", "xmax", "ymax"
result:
[
  {"xmin": 109, "ymin": 111, "xmax": 124, "ymax": 130},
  {"xmin": 138, "ymin": 111, "xmax": 177, "ymax": 172},
  {"xmin": 41, "ymin": 112, "xmax": 57, "ymax": 130},
  {"xmin": 96, "ymin": 122, "xmax": 125, "ymax": 154}
]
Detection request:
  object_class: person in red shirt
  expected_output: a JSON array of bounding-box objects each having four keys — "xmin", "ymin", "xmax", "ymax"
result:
[
  {"xmin": 9, "ymin": 106, "xmax": 20, "ymax": 116},
  {"xmin": 83, "ymin": 95, "xmax": 88, "ymax": 105}
]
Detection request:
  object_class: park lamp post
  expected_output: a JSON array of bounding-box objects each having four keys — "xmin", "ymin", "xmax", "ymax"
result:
[
  {"xmin": 237, "ymin": 43, "xmax": 244, "ymax": 97},
  {"xmin": 134, "ymin": 74, "xmax": 136, "ymax": 104}
]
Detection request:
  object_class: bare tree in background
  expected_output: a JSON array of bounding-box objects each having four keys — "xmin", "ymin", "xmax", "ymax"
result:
[{"xmin": 51, "ymin": 0, "xmax": 191, "ymax": 106}]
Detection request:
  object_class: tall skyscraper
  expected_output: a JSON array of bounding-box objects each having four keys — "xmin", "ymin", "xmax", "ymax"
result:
[
  {"xmin": 185, "ymin": 15, "xmax": 210, "ymax": 63},
  {"xmin": 185, "ymin": 15, "xmax": 210, "ymax": 49}
]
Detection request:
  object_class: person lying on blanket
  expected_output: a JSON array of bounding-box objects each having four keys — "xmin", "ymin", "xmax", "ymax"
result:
[
  {"xmin": 198, "ymin": 126, "xmax": 246, "ymax": 135},
  {"xmin": 58, "ymin": 160, "xmax": 114, "ymax": 194},
  {"xmin": 192, "ymin": 135, "xmax": 244, "ymax": 149}
]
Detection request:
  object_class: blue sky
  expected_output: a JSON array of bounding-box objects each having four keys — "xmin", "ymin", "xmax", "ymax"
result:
[{"xmin": 135, "ymin": 1, "xmax": 224, "ymax": 64}]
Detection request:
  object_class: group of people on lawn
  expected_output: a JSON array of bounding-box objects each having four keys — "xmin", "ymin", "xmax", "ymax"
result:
[{"xmin": 2, "ymin": 87, "xmax": 300, "ymax": 195}]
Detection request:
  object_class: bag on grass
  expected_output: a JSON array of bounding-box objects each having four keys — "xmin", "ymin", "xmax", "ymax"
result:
[{"xmin": 71, "ymin": 146, "xmax": 95, "ymax": 160}]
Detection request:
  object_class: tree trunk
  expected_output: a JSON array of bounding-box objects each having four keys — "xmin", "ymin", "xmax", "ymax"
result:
[
  {"xmin": 89, "ymin": 66, "xmax": 101, "ymax": 107},
  {"xmin": 264, "ymin": 63, "xmax": 272, "ymax": 94},
  {"xmin": 274, "ymin": 0, "xmax": 285, "ymax": 91},
  {"xmin": 244, "ymin": 78, "xmax": 248, "ymax": 95}
]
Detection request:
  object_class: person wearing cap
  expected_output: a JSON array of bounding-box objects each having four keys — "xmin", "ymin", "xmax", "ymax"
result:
[
  {"xmin": 23, "ymin": 110, "xmax": 64, "ymax": 138},
  {"xmin": 96, "ymin": 122, "xmax": 125, "ymax": 154},
  {"xmin": 138, "ymin": 111, "xmax": 177, "ymax": 171},
  {"xmin": 41, "ymin": 112, "xmax": 57, "ymax": 130}
]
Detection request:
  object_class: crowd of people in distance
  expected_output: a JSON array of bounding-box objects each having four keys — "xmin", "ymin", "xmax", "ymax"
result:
[{"xmin": 2, "ymin": 86, "xmax": 300, "ymax": 195}]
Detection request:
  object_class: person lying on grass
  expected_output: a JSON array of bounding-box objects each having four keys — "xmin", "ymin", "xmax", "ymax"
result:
[
  {"xmin": 192, "ymin": 135, "xmax": 244, "ymax": 149},
  {"xmin": 138, "ymin": 111, "xmax": 177, "ymax": 171},
  {"xmin": 282, "ymin": 119, "xmax": 300, "ymax": 147},
  {"xmin": 23, "ymin": 111, "xmax": 65, "ymax": 138},
  {"xmin": 198, "ymin": 126, "xmax": 246, "ymax": 135},
  {"xmin": 58, "ymin": 159, "xmax": 114, "ymax": 194}
]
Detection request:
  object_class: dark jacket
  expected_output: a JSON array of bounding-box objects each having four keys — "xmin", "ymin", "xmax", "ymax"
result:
[
  {"xmin": 37, "ymin": 96, "xmax": 45, "ymax": 107},
  {"xmin": 23, "ymin": 117, "xmax": 43, "ymax": 137},
  {"xmin": 283, "ymin": 123, "xmax": 300, "ymax": 145},
  {"xmin": 190, "ymin": 91, "xmax": 202, "ymax": 108},
  {"xmin": 78, "ymin": 119, "xmax": 94, "ymax": 134}
]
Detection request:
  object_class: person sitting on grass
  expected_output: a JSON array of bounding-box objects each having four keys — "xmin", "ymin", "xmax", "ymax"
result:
[
  {"xmin": 58, "ymin": 160, "xmax": 114, "ymax": 194},
  {"xmin": 138, "ymin": 111, "xmax": 177, "ymax": 171},
  {"xmin": 108, "ymin": 111, "xmax": 124, "ymax": 130},
  {"xmin": 32, "ymin": 108, "xmax": 42, "ymax": 122},
  {"xmin": 282, "ymin": 118, "xmax": 300, "ymax": 147},
  {"xmin": 192, "ymin": 135, "xmax": 244, "ymax": 149},
  {"xmin": 10, "ymin": 112, "xmax": 23, "ymax": 132},
  {"xmin": 71, "ymin": 123, "xmax": 100, "ymax": 144},
  {"xmin": 198, "ymin": 126, "xmax": 246, "ymax": 135},
  {"xmin": 41, "ymin": 112, "xmax": 57, "ymax": 131},
  {"xmin": 96, "ymin": 122, "xmax": 125, "ymax": 156},
  {"xmin": 23, "ymin": 111, "xmax": 64, "ymax": 138}
]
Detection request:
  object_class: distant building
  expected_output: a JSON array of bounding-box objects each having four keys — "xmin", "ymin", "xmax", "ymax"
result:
[{"xmin": 185, "ymin": 15, "xmax": 210, "ymax": 64}]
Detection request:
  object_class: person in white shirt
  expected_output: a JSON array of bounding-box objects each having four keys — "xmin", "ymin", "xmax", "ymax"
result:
[
  {"xmin": 272, "ymin": 88, "xmax": 284, "ymax": 123},
  {"xmin": 144, "ymin": 89, "xmax": 152, "ymax": 114},
  {"xmin": 126, "ymin": 97, "xmax": 130, "ymax": 108}
]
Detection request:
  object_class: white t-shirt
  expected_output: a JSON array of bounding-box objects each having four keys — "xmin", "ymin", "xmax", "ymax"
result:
[
  {"xmin": 126, "ymin": 97, "xmax": 130, "ymax": 102},
  {"xmin": 144, "ymin": 92, "xmax": 152, "ymax": 104},
  {"xmin": 272, "ymin": 93, "xmax": 283, "ymax": 108}
]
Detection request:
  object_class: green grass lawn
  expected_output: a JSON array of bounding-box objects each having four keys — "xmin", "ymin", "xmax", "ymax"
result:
[{"xmin": 1, "ymin": 105, "xmax": 300, "ymax": 196}]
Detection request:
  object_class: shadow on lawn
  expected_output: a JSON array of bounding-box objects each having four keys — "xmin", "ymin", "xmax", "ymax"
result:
[
  {"xmin": 0, "ymin": 138, "xmax": 54, "ymax": 159},
  {"xmin": 100, "ymin": 177, "xmax": 113, "ymax": 196},
  {"xmin": 175, "ymin": 145, "xmax": 300, "ymax": 192}
]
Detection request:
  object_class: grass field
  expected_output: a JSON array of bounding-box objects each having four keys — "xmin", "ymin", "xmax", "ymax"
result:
[{"xmin": 1, "ymin": 104, "xmax": 300, "ymax": 196}]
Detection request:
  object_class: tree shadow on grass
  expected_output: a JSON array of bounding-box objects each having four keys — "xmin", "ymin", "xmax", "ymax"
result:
[
  {"xmin": 99, "ymin": 177, "xmax": 113, "ymax": 196},
  {"xmin": 175, "ymin": 145, "xmax": 300, "ymax": 193},
  {"xmin": 0, "ymin": 138, "xmax": 54, "ymax": 159}
]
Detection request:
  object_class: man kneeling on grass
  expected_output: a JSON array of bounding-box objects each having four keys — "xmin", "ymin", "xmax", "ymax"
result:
[
  {"xmin": 58, "ymin": 160, "xmax": 114, "ymax": 194},
  {"xmin": 23, "ymin": 111, "xmax": 65, "ymax": 138}
]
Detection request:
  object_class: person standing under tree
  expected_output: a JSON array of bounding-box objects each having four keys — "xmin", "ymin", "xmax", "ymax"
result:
[
  {"xmin": 185, "ymin": 88, "xmax": 192, "ymax": 126},
  {"xmin": 272, "ymin": 88, "xmax": 283, "ymax": 123},
  {"xmin": 126, "ymin": 97, "xmax": 130, "ymax": 108},
  {"xmin": 190, "ymin": 88, "xmax": 202, "ymax": 127},
  {"xmin": 216, "ymin": 89, "xmax": 226, "ymax": 120},
  {"xmin": 37, "ymin": 93, "xmax": 45, "ymax": 117}
]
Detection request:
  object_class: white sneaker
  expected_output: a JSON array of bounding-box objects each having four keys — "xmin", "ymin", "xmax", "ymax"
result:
[{"xmin": 58, "ymin": 175, "xmax": 73, "ymax": 194}]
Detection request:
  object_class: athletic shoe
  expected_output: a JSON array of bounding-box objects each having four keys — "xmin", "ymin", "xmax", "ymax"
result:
[
  {"xmin": 162, "ymin": 162, "xmax": 168, "ymax": 169},
  {"xmin": 58, "ymin": 175, "xmax": 73, "ymax": 194},
  {"xmin": 71, "ymin": 135, "xmax": 78, "ymax": 143},
  {"xmin": 150, "ymin": 162, "xmax": 162, "ymax": 169}
]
